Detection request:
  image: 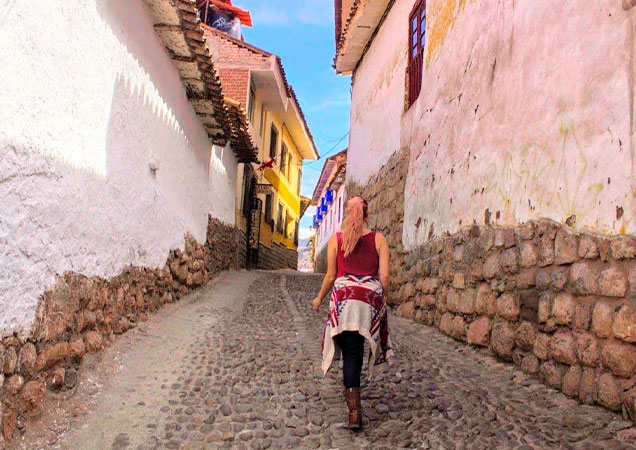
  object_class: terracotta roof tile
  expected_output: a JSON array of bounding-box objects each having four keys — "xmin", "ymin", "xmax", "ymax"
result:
[
  {"xmin": 334, "ymin": 0, "xmax": 343, "ymax": 48},
  {"xmin": 334, "ymin": 0, "xmax": 361, "ymax": 67},
  {"xmin": 311, "ymin": 149, "xmax": 347, "ymax": 203},
  {"xmin": 224, "ymin": 97, "xmax": 258, "ymax": 162},
  {"xmin": 143, "ymin": 0, "xmax": 231, "ymax": 145}
]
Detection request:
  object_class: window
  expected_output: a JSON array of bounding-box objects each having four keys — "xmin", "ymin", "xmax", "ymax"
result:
[
  {"xmin": 260, "ymin": 107, "xmax": 266, "ymax": 137},
  {"xmin": 297, "ymin": 168, "xmax": 302, "ymax": 194},
  {"xmin": 286, "ymin": 153, "xmax": 292, "ymax": 178},
  {"xmin": 280, "ymin": 143, "xmax": 288, "ymax": 175},
  {"xmin": 407, "ymin": 0, "xmax": 426, "ymax": 108},
  {"xmin": 269, "ymin": 125, "xmax": 279, "ymax": 159},
  {"xmin": 277, "ymin": 203, "xmax": 284, "ymax": 233},
  {"xmin": 241, "ymin": 168, "xmax": 252, "ymax": 218},
  {"xmin": 248, "ymin": 87, "xmax": 256, "ymax": 122},
  {"xmin": 265, "ymin": 194, "xmax": 273, "ymax": 225},
  {"xmin": 284, "ymin": 212, "xmax": 289, "ymax": 238}
]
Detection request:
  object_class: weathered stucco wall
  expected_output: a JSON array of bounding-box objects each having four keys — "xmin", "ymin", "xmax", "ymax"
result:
[
  {"xmin": 0, "ymin": 0, "xmax": 237, "ymax": 337},
  {"xmin": 403, "ymin": 0, "xmax": 636, "ymax": 248},
  {"xmin": 347, "ymin": 0, "xmax": 416, "ymax": 184},
  {"xmin": 349, "ymin": 0, "xmax": 636, "ymax": 248}
]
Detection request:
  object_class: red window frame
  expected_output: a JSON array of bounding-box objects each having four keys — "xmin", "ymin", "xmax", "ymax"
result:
[{"xmin": 407, "ymin": 0, "xmax": 426, "ymax": 108}]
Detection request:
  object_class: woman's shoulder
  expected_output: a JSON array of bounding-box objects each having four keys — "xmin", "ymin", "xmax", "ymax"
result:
[{"xmin": 373, "ymin": 231, "xmax": 387, "ymax": 244}]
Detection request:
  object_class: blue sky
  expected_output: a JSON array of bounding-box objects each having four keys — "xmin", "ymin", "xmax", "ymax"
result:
[{"xmin": 238, "ymin": 0, "xmax": 351, "ymax": 239}]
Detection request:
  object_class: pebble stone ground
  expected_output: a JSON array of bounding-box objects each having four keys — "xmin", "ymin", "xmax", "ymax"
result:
[{"xmin": 12, "ymin": 271, "xmax": 636, "ymax": 449}]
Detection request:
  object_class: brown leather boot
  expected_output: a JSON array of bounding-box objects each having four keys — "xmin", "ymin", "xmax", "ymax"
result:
[{"xmin": 344, "ymin": 387, "xmax": 362, "ymax": 430}]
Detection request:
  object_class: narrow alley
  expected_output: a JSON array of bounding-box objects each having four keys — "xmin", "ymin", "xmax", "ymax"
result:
[{"xmin": 12, "ymin": 271, "xmax": 632, "ymax": 450}]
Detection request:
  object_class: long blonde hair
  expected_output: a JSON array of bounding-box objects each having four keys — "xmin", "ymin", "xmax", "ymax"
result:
[{"xmin": 340, "ymin": 196, "xmax": 368, "ymax": 257}]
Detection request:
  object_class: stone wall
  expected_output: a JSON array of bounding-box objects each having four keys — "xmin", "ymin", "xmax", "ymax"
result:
[
  {"xmin": 233, "ymin": 229, "xmax": 248, "ymax": 270},
  {"xmin": 392, "ymin": 219, "xmax": 636, "ymax": 420},
  {"xmin": 257, "ymin": 243, "xmax": 298, "ymax": 271},
  {"xmin": 314, "ymin": 246, "xmax": 328, "ymax": 274},
  {"xmin": 0, "ymin": 217, "xmax": 242, "ymax": 443},
  {"xmin": 347, "ymin": 147, "xmax": 409, "ymax": 305},
  {"xmin": 350, "ymin": 147, "xmax": 636, "ymax": 421}
]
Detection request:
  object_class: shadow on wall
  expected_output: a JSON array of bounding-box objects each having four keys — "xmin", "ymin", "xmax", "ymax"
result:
[
  {"xmin": 0, "ymin": 71, "xmax": 209, "ymax": 337},
  {"xmin": 0, "ymin": 0, "xmax": 17, "ymax": 29},
  {"xmin": 1, "ymin": 50, "xmax": 213, "ymax": 340},
  {"xmin": 95, "ymin": 0, "xmax": 214, "ymax": 169},
  {"xmin": 97, "ymin": 0, "xmax": 235, "ymax": 218}
]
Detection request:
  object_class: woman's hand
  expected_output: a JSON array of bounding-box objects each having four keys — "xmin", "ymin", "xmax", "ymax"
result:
[{"xmin": 312, "ymin": 296, "xmax": 322, "ymax": 312}]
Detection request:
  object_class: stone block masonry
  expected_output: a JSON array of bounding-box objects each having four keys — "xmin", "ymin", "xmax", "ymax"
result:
[
  {"xmin": 347, "ymin": 146, "xmax": 409, "ymax": 304},
  {"xmin": 0, "ymin": 217, "xmax": 244, "ymax": 443},
  {"xmin": 257, "ymin": 242, "xmax": 298, "ymax": 271},
  {"xmin": 350, "ymin": 147, "xmax": 636, "ymax": 422},
  {"xmin": 393, "ymin": 220, "xmax": 636, "ymax": 420}
]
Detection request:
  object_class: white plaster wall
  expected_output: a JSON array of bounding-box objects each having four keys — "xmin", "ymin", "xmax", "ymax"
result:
[
  {"xmin": 0, "ymin": 0, "xmax": 237, "ymax": 337},
  {"xmin": 348, "ymin": 0, "xmax": 636, "ymax": 249},
  {"xmin": 315, "ymin": 186, "xmax": 346, "ymax": 254},
  {"xmin": 403, "ymin": 0, "xmax": 635, "ymax": 248},
  {"xmin": 347, "ymin": 0, "xmax": 416, "ymax": 185}
]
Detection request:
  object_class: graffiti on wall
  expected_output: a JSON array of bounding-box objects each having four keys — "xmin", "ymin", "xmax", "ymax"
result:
[
  {"xmin": 405, "ymin": 122, "xmax": 629, "ymax": 250},
  {"xmin": 483, "ymin": 125, "xmax": 609, "ymax": 230}
]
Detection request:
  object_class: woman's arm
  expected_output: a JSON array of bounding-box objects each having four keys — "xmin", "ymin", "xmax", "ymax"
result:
[
  {"xmin": 376, "ymin": 232, "xmax": 390, "ymax": 295},
  {"xmin": 312, "ymin": 235, "xmax": 338, "ymax": 311}
]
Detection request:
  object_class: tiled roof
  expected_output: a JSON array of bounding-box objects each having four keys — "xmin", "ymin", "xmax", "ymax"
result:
[
  {"xmin": 333, "ymin": 0, "xmax": 393, "ymax": 73},
  {"xmin": 142, "ymin": 0, "xmax": 256, "ymax": 162},
  {"xmin": 143, "ymin": 0, "xmax": 230, "ymax": 145},
  {"xmin": 204, "ymin": 24, "xmax": 272, "ymax": 58},
  {"xmin": 334, "ymin": 0, "xmax": 343, "ymax": 48},
  {"xmin": 333, "ymin": 0, "xmax": 361, "ymax": 67},
  {"xmin": 311, "ymin": 149, "xmax": 347, "ymax": 203},
  {"xmin": 224, "ymin": 97, "xmax": 258, "ymax": 163}
]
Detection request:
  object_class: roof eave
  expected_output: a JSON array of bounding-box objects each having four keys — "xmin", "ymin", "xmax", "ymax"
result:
[
  {"xmin": 333, "ymin": 0, "xmax": 391, "ymax": 74},
  {"xmin": 287, "ymin": 100, "xmax": 319, "ymax": 161},
  {"xmin": 311, "ymin": 149, "xmax": 346, "ymax": 202},
  {"xmin": 143, "ymin": 0, "xmax": 232, "ymax": 146}
]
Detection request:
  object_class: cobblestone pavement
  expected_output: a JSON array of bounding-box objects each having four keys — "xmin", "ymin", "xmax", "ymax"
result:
[{"xmin": 14, "ymin": 271, "xmax": 636, "ymax": 449}]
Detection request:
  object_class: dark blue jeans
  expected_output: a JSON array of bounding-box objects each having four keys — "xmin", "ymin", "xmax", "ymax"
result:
[{"xmin": 335, "ymin": 331, "xmax": 365, "ymax": 389}]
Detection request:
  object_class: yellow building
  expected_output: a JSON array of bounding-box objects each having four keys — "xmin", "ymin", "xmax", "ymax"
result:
[{"xmin": 203, "ymin": 26, "xmax": 319, "ymax": 269}]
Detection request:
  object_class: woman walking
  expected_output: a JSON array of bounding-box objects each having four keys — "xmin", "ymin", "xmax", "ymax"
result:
[{"xmin": 312, "ymin": 196, "xmax": 393, "ymax": 430}]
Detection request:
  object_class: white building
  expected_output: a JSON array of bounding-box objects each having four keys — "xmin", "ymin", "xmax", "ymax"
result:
[
  {"xmin": 0, "ymin": 0, "xmax": 255, "ymax": 338},
  {"xmin": 311, "ymin": 149, "xmax": 347, "ymax": 272}
]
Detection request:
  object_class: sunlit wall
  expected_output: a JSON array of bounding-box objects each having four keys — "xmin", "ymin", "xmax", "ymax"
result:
[{"xmin": 0, "ymin": 0, "xmax": 238, "ymax": 337}]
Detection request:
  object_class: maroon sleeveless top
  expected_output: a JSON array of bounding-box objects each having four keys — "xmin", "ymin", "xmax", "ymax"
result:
[{"xmin": 336, "ymin": 231, "xmax": 379, "ymax": 278}]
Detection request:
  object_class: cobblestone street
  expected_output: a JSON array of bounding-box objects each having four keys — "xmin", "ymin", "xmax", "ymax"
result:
[{"xmin": 14, "ymin": 271, "xmax": 636, "ymax": 449}]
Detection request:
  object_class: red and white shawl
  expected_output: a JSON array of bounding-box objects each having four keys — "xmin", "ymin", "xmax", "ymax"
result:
[{"xmin": 321, "ymin": 274, "xmax": 393, "ymax": 376}]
